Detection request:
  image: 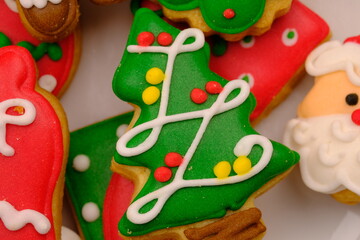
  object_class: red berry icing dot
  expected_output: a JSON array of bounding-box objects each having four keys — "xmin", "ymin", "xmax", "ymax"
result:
[
  {"xmin": 205, "ymin": 81, "xmax": 223, "ymax": 94},
  {"xmin": 351, "ymin": 109, "xmax": 360, "ymax": 125},
  {"xmin": 137, "ymin": 32, "xmax": 155, "ymax": 46},
  {"xmin": 191, "ymin": 88, "xmax": 208, "ymax": 104},
  {"xmin": 157, "ymin": 32, "xmax": 173, "ymax": 46},
  {"xmin": 165, "ymin": 152, "xmax": 183, "ymax": 167},
  {"xmin": 154, "ymin": 167, "xmax": 172, "ymax": 182},
  {"xmin": 223, "ymin": 9, "xmax": 236, "ymax": 19}
]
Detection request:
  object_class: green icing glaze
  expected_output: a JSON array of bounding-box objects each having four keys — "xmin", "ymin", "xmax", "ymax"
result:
[
  {"xmin": 158, "ymin": 0, "xmax": 266, "ymax": 34},
  {"xmin": 0, "ymin": 33, "xmax": 12, "ymax": 48},
  {"xmin": 130, "ymin": 0, "xmax": 163, "ymax": 17},
  {"xmin": 112, "ymin": 9, "xmax": 299, "ymax": 237},
  {"xmin": 0, "ymin": 32, "xmax": 62, "ymax": 61},
  {"xmin": 210, "ymin": 35, "xmax": 228, "ymax": 57},
  {"xmin": 66, "ymin": 113, "xmax": 133, "ymax": 240}
]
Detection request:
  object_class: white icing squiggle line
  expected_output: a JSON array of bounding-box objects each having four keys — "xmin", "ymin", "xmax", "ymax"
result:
[
  {"xmin": 0, "ymin": 98, "xmax": 36, "ymax": 157},
  {"xmin": 0, "ymin": 200, "xmax": 51, "ymax": 234},
  {"xmin": 117, "ymin": 28, "xmax": 273, "ymax": 224}
]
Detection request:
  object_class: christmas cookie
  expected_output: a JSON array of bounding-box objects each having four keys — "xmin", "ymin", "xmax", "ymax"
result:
[
  {"xmin": 157, "ymin": 0, "xmax": 293, "ymax": 41},
  {"xmin": 284, "ymin": 36, "xmax": 360, "ymax": 205},
  {"xmin": 209, "ymin": 0, "xmax": 330, "ymax": 124},
  {"xmin": 0, "ymin": 46, "xmax": 68, "ymax": 239},
  {"xmin": 112, "ymin": 8, "xmax": 299, "ymax": 239},
  {"xmin": 66, "ymin": 113, "xmax": 134, "ymax": 240},
  {"xmin": 1, "ymin": 0, "xmax": 80, "ymax": 97},
  {"xmin": 15, "ymin": 0, "xmax": 79, "ymax": 42}
]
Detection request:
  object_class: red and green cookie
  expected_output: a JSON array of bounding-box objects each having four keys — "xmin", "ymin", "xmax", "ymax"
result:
[
  {"xmin": 66, "ymin": 113, "xmax": 134, "ymax": 240},
  {"xmin": 0, "ymin": 45, "xmax": 68, "ymax": 240},
  {"xmin": 111, "ymin": 8, "xmax": 299, "ymax": 239},
  {"xmin": 0, "ymin": 0, "xmax": 80, "ymax": 97}
]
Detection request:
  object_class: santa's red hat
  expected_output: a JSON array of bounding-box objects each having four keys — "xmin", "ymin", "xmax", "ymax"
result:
[{"xmin": 306, "ymin": 35, "xmax": 360, "ymax": 86}]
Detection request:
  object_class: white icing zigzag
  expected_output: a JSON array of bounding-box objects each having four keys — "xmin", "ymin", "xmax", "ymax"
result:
[
  {"xmin": 0, "ymin": 200, "xmax": 51, "ymax": 234},
  {"xmin": 0, "ymin": 98, "xmax": 36, "ymax": 157},
  {"xmin": 117, "ymin": 28, "xmax": 273, "ymax": 224},
  {"xmin": 19, "ymin": 0, "xmax": 62, "ymax": 9}
]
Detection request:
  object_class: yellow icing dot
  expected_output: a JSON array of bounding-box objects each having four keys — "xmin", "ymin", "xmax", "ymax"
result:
[
  {"xmin": 146, "ymin": 67, "xmax": 165, "ymax": 85},
  {"xmin": 233, "ymin": 156, "xmax": 252, "ymax": 175},
  {"xmin": 214, "ymin": 161, "xmax": 231, "ymax": 179},
  {"xmin": 142, "ymin": 86, "xmax": 160, "ymax": 105}
]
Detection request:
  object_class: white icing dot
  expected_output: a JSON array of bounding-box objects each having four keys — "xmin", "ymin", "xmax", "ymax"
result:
[
  {"xmin": 38, "ymin": 74, "xmax": 57, "ymax": 92},
  {"xmin": 240, "ymin": 36, "xmax": 255, "ymax": 48},
  {"xmin": 238, "ymin": 73, "xmax": 255, "ymax": 88},
  {"xmin": 72, "ymin": 154, "xmax": 90, "ymax": 172},
  {"xmin": 282, "ymin": 28, "xmax": 298, "ymax": 47},
  {"xmin": 4, "ymin": 0, "xmax": 18, "ymax": 12},
  {"xmin": 61, "ymin": 226, "xmax": 80, "ymax": 240},
  {"xmin": 116, "ymin": 124, "xmax": 129, "ymax": 138},
  {"xmin": 81, "ymin": 202, "xmax": 100, "ymax": 222}
]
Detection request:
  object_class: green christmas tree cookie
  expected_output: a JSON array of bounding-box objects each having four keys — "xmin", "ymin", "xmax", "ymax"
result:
[{"xmin": 112, "ymin": 8, "xmax": 299, "ymax": 239}]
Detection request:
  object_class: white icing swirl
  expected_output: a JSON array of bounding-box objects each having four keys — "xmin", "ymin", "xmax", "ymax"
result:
[
  {"xmin": 284, "ymin": 114, "xmax": 360, "ymax": 194},
  {"xmin": 19, "ymin": 0, "xmax": 62, "ymax": 9},
  {"xmin": 0, "ymin": 98, "xmax": 36, "ymax": 157},
  {"xmin": 0, "ymin": 200, "xmax": 51, "ymax": 234}
]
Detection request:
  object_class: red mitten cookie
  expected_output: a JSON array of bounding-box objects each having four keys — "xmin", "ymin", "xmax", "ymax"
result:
[{"xmin": 0, "ymin": 46, "xmax": 68, "ymax": 240}]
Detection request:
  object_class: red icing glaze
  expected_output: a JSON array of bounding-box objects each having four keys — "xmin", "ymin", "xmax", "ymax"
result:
[
  {"xmin": 103, "ymin": 174, "xmax": 134, "ymax": 240},
  {"xmin": 164, "ymin": 152, "xmax": 183, "ymax": 167},
  {"xmin": 137, "ymin": 32, "xmax": 155, "ymax": 46},
  {"xmin": 154, "ymin": 166, "xmax": 172, "ymax": 182},
  {"xmin": 157, "ymin": 32, "xmax": 173, "ymax": 46},
  {"xmin": 344, "ymin": 35, "xmax": 360, "ymax": 44},
  {"xmin": 351, "ymin": 109, "xmax": 360, "ymax": 125},
  {"xmin": 209, "ymin": 0, "xmax": 330, "ymax": 121},
  {"xmin": 0, "ymin": 46, "xmax": 65, "ymax": 239},
  {"xmin": 223, "ymin": 9, "xmax": 235, "ymax": 19},
  {"xmin": 0, "ymin": 0, "xmax": 78, "ymax": 97},
  {"xmin": 190, "ymin": 88, "xmax": 208, "ymax": 104},
  {"xmin": 205, "ymin": 81, "xmax": 223, "ymax": 94},
  {"xmin": 140, "ymin": 0, "xmax": 162, "ymax": 12}
]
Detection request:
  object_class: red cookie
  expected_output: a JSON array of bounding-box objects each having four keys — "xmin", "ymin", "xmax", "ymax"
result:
[{"xmin": 0, "ymin": 46, "xmax": 68, "ymax": 240}]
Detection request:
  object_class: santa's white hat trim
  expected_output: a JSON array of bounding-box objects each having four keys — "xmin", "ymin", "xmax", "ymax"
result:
[{"xmin": 306, "ymin": 40, "xmax": 360, "ymax": 86}]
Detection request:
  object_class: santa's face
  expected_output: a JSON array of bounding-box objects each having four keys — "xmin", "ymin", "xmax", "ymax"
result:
[
  {"xmin": 298, "ymin": 71, "xmax": 360, "ymax": 118},
  {"xmin": 284, "ymin": 114, "xmax": 360, "ymax": 195}
]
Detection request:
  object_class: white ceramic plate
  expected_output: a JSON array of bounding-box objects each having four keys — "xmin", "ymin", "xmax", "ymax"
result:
[{"xmin": 60, "ymin": 0, "xmax": 360, "ymax": 239}]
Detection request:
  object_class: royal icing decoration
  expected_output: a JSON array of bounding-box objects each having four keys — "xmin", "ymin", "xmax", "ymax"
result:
[
  {"xmin": 19, "ymin": 0, "xmax": 61, "ymax": 9},
  {"xmin": 38, "ymin": 75, "xmax": 58, "ymax": 92},
  {"xmin": 72, "ymin": 154, "xmax": 90, "ymax": 172},
  {"xmin": 116, "ymin": 124, "xmax": 129, "ymax": 138},
  {"xmin": 61, "ymin": 226, "xmax": 80, "ymax": 240},
  {"xmin": 113, "ymin": 9, "xmax": 298, "ymax": 236},
  {"xmin": 82, "ymin": 202, "xmax": 100, "ymax": 222},
  {"xmin": 4, "ymin": 0, "xmax": 17, "ymax": 12},
  {"xmin": 285, "ymin": 115, "xmax": 360, "ymax": 195},
  {"xmin": 0, "ymin": 98, "xmax": 36, "ymax": 157},
  {"xmin": 0, "ymin": 200, "xmax": 51, "ymax": 234},
  {"xmin": 306, "ymin": 40, "xmax": 360, "ymax": 86}
]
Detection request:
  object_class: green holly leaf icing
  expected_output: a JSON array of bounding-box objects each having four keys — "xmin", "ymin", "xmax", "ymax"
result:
[
  {"xmin": 112, "ymin": 8, "xmax": 299, "ymax": 237},
  {"xmin": 158, "ymin": 0, "xmax": 266, "ymax": 34},
  {"xmin": 0, "ymin": 32, "xmax": 62, "ymax": 61}
]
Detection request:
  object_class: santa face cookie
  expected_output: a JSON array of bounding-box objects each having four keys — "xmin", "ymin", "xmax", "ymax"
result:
[
  {"xmin": 0, "ymin": 46, "xmax": 68, "ymax": 239},
  {"xmin": 112, "ymin": 8, "xmax": 299, "ymax": 239},
  {"xmin": 209, "ymin": 0, "xmax": 330, "ymax": 123},
  {"xmin": 66, "ymin": 113, "xmax": 134, "ymax": 240},
  {"xmin": 0, "ymin": 0, "xmax": 80, "ymax": 96},
  {"xmin": 284, "ymin": 36, "xmax": 360, "ymax": 205},
  {"xmin": 158, "ymin": 0, "xmax": 292, "ymax": 42}
]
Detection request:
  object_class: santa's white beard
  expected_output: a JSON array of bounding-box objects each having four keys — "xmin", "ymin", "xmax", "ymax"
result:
[{"xmin": 284, "ymin": 114, "xmax": 360, "ymax": 195}]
